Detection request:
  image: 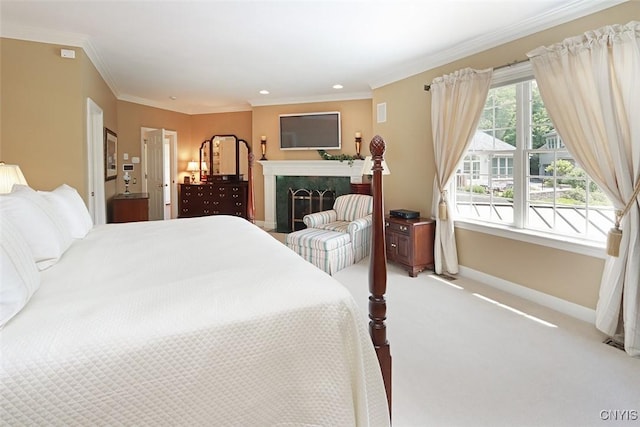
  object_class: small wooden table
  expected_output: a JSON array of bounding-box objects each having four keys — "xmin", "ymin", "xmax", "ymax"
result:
[
  {"xmin": 112, "ymin": 193, "xmax": 149, "ymax": 223},
  {"xmin": 385, "ymin": 215, "xmax": 435, "ymax": 277}
]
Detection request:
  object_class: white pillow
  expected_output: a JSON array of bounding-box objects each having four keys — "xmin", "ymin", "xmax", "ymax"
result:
[
  {"xmin": 0, "ymin": 187, "xmax": 71, "ymax": 270},
  {"xmin": 0, "ymin": 216, "xmax": 40, "ymax": 328},
  {"xmin": 40, "ymin": 184, "xmax": 93, "ymax": 239}
]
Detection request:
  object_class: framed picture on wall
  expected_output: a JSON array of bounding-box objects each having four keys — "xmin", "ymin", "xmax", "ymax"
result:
[{"xmin": 104, "ymin": 128, "xmax": 117, "ymax": 181}]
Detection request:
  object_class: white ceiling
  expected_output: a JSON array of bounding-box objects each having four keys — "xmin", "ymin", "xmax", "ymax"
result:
[{"xmin": 0, "ymin": 0, "xmax": 625, "ymax": 114}]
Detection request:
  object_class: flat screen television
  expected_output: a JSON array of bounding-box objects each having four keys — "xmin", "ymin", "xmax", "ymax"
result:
[{"xmin": 279, "ymin": 112, "xmax": 341, "ymax": 150}]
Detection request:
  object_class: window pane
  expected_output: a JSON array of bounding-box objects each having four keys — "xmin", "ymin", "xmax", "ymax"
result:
[{"xmin": 456, "ymin": 78, "xmax": 613, "ymax": 242}]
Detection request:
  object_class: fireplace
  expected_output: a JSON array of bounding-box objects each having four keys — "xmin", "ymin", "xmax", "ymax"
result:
[
  {"xmin": 288, "ymin": 188, "xmax": 335, "ymax": 231},
  {"xmin": 259, "ymin": 160, "xmax": 365, "ymax": 231}
]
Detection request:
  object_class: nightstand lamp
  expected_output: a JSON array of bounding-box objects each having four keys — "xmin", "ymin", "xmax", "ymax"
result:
[
  {"xmin": 357, "ymin": 156, "xmax": 390, "ymax": 196},
  {"xmin": 0, "ymin": 161, "xmax": 28, "ymax": 193},
  {"xmin": 361, "ymin": 156, "xmax": 391, "ymax": 176}
]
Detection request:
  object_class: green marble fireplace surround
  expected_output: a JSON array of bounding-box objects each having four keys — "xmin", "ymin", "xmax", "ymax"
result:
[
  {"xmin": 275, "ymin": 176, "xmax": 351, "ymax": 232},
  {"xmin": 259, "ymin": 159, "xmax": 366, "ymax": 232}
]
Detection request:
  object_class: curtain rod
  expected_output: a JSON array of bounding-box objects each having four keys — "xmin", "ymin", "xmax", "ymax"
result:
[{"xmin": 423, "ymin": 59, "xmax": 529, "ymax": 92}]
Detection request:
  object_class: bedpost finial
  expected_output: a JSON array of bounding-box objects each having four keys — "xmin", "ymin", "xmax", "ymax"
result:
[{"xmin": 370, "ymin": 135, "xmax": 386, "ymax": 157}]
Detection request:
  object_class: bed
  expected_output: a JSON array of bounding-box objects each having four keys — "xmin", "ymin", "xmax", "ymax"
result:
[{"xmin": 0, "ymin": 203, "xmax": 389, "ymax": 425}]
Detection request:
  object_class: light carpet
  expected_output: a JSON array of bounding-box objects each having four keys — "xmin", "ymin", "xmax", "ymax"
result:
[{"xmin": 332, "ymin": 257, "xmax": 640, "ymax": 427}]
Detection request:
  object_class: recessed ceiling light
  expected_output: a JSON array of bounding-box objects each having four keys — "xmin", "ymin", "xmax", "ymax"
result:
[
  {"xmin": 259, "ymin": 89, "xmax": 270, "ymax": 95},
  {"xmin": 333, "ymin": 84, "xmax": 343, "ymax": 89},
  {"xmin": 169, "ymin": 96, "xmax": 177, "ymax": 100}
]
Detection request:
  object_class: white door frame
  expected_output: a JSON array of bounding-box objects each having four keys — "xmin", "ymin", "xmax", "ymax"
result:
[
  {"xmin": 141, "ymin": 127, "xmax": 178, "ymax": 219},
  {"xmin": 86, "ymin": 98, "xmax": 106, "ymax": 225}
]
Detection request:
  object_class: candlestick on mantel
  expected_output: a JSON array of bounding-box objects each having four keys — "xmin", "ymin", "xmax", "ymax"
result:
[
  {"xmin": 355, "ymin": 132, "xmax": 364, "ymax": 159},
  {"xmin": 260, "ymin": 136, "xmax": 268, "ymax": 160}
]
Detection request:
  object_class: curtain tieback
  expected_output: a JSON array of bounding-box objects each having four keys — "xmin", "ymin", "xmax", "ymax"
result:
[
  {"xmin": 438, "ymin": 190, "xmax": 448, "ymax": 221},
  {"xmin": 607, "ymin": 180, "xmax": 640, "ymax": 257}
]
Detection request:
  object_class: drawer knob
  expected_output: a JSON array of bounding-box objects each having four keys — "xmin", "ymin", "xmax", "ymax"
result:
[
  {"xmin": 385, "ymin": 222, "xmax": 389, "ymax": 227},
  {"xmin": 391, "ymin": 243, "xmax": 397, "ymax": 248},
  {"xmin": 400, "ymin": 226, "xmax": 408, "ymax": 231}
]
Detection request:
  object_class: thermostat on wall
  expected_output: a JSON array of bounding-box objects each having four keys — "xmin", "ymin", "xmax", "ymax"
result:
[{"xmin": 123, "ymin": 164, "xmax": 134, "ymax": 171}]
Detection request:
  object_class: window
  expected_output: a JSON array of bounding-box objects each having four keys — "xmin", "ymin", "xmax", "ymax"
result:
[
  {"xmin": 463, "ymin": 155, "xmax": 481, "ymax": 179},
  {"xmin": 454, "ymin": 67, "xmax": 614, "ymax": 243}
]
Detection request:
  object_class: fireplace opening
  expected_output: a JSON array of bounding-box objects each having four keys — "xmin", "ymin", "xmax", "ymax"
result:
[
  {"xmin": 288, "ymin": 188, "xmax": 335, "ymax": 231},
  {"xmin": 274, "ymin": 175, "xmax": 351, "ymax": 232}
]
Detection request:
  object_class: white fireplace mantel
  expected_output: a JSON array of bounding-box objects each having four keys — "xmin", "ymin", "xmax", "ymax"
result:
[{"xmin": 258, "ymin": 160, "xmax": 365, "ymax": 230}]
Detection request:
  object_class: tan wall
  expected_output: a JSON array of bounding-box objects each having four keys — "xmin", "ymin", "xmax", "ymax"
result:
[
  {"xmin": 372, "ymin": 2, "xmax": 635, "ymax": 309},
  {"xmin": 1, "ymin": 38, "xmax": 117, "ymax": 202},
  {"xmin": 252, "ymin": 99, "xmax": 372, "ymax": 220}
]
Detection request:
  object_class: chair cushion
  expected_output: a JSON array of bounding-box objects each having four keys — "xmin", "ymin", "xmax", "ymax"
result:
[
  {"xmin": 285, "ymin": 228, "xmax": 351, "ymax": 250},
  {"xmin": 334, "ymin": 194, "xmax": 373, "ymax": 221},
  {"xmin": 315, "ymin": 221, "xmax": 350, "ymax": 234}
]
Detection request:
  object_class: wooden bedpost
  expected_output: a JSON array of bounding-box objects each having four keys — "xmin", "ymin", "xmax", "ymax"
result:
[{"xmin": 369, "ymin": 135, "xmax": 391, "ymax": 417}]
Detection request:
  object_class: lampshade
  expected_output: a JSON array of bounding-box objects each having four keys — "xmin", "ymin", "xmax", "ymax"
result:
[
  {"xmin": 360, "ymin": 156, "xmax": 391, "ymax": 176},
  {"xmin": 0, "ymin": 162, "xmax": 28, "ymax": 193},
  {"xmin": 186, "ymin": 161, "xmax": 199, "ymax": 172},
  {"xmin": 200, "ymin": 162, "xmax": 208, "ymax": 172}
]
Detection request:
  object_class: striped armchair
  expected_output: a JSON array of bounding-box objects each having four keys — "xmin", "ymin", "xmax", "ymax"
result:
[{"xmin": 303, "ymin": 194, "xmax": 374, "ymax": 263}]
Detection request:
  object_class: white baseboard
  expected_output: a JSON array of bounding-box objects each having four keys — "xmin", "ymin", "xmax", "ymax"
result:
[{"xmin": 458, "ymin": 265, "xmax": 596, "ymax": 324}]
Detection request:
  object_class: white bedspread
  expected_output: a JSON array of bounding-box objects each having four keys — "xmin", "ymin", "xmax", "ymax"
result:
[{"xmin": 0, "ymin": 216, "xmax": 389, "ymax": 426}]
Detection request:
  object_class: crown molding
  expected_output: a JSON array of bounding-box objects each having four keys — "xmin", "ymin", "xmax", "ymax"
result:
[
  {"xmin": 369, "ymin": 0, "xmax": 629, "ymax": 89},
  {"xmin": 249, "ymin": 91, "xmax": 372, "ymax": 108},
  {"xmin": 117, "ymin": 94, "xmax": 253, "ymax": 115}
]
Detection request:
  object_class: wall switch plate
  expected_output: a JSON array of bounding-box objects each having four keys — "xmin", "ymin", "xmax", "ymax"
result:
[
  {"xmin": 132, "ymin": 157, "xmax": 140, "ymax": 164},
  {"xmin": 123, "ymin": 153, "xmax": 129, "ymax": 160}
]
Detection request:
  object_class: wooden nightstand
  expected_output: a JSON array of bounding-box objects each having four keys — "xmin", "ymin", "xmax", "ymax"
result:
[
  {"xmin": 112, "ymin": 193, "xmax": 149, "ymax": 223},
  {"xmin": 385, "ymin": 215, "xmax": 435, "ymax": 277}
]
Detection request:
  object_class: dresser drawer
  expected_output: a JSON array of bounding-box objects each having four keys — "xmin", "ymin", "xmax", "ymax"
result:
[{"xmin": 179, "ymin": 183, "xmax": 248, "ymax": 219}]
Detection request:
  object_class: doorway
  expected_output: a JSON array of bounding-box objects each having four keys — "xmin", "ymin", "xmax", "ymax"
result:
[
  {"xmin": 141, "ymin": 127, "xmax": 178, "ymax": 220},
  {"xmin": 86, "ymin": 98, "xmax": 106, "ymax": 225}
]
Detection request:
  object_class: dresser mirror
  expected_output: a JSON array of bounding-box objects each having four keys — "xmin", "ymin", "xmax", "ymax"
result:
[{"xmin": 199, "ymin": 135, "xmax": 249, "ymax": 182}]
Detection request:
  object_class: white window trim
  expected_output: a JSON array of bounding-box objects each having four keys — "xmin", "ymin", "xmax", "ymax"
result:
[
  {"xmin": 452, "ymin": 61, "xmax": 608, "ymax": 260},
  {"xmin": 454, "ymin": 216, "xmax": 606, "ymax": 259}
]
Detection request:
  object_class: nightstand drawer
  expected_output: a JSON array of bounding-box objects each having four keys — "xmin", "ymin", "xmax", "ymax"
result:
[{"xmin": 385, "ymin": 220, "xmax": 411, "ymax": 235}]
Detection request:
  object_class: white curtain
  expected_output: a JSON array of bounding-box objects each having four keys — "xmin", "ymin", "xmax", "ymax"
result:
[
  {"xmin": 430, "ymin": 68, "xmax": 493, "ymax": 274},
  {"xmin": 527, "ymin": 21, "xmax": 640, "ymax": 357}
]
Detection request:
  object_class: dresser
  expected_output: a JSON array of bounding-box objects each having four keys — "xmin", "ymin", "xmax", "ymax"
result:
[
  {"xmin": 385, "ymin": 216, "xmax": 435, "ymax": 277},
  {"xmin": 112, "ymin": 193, "xmax": 149, "ymax": 223},
  {"xmin": 179, "ymin": 182, "xmax": 248, "ymax": 219}
]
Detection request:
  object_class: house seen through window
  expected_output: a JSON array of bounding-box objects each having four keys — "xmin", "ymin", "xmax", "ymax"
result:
[{"xmin": 453, "ymin": 75, "xmax": 614, "ymax": 242}]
